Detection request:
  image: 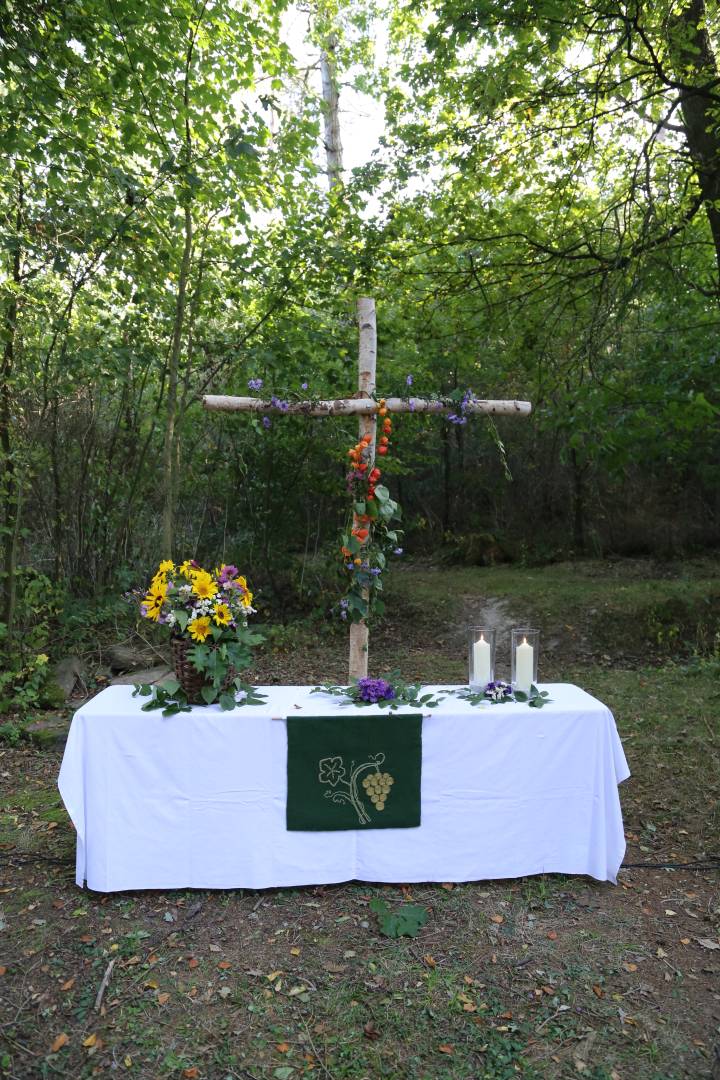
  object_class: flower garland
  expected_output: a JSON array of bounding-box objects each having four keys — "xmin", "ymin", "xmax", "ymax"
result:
[{"xmin": 338, "ymin": 399, "xmax": 403, "ymax": 623}]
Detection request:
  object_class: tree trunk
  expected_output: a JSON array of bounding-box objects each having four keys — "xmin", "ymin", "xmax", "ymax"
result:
[
  {"xmin": 320, "ymin": 34, "xmax": 343, "ymax": 190},
  {"xmin": 0, "ymin": 172, "xmax": 23, "ymax": 638},
  {"xmin": 668, "ymin": 0, "xmax": 720, "ymax": 285},
  {"xmin": 161, "ymin": 41, "xmax": 195, "ymax": 559}
]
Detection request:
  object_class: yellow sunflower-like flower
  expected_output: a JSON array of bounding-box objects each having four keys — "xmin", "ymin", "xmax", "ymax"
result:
[
  {"xmin": 240, "ymin": 588, "xmax": 254, "ymax": 609},
  {"xmin": 158, "ymin": 559, "xmax": 175, "ymax": 575},
  {"xmin": 143, "ymin": 589, "xmax": 165, "ymax": 621},
  {"xmin": 213, "ymin": 602, "xmax": 232, "ymax": 626},
  {"xmin": 188, "ymin": 615, "xmax": 212, "ymax": 642},
  {"xmin": 192, "ymin": 571, "xmax": 218, "ymax": 600},
  {"xmin": 179, "ymin": 559, "xmax": 195, "ymax": 578}
]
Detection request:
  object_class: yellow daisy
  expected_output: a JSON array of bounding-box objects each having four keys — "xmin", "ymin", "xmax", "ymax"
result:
[
  {"xmin": 213, "ymin": 602, "xmax": 232, "ymax": 626},
  {"xmin": 188, "ymin": 616, "xmax": 212, "ymax": 642},
  {"xmin": 158, "ymin": 559, "xmax": 175, "ymax": 575},
  {"xmin": 179, "ymin": 560, "xmax": 195, "ymax": 578},
  {"xmin": 240, "ymin": 588, "xmax": 254, "ymax": 608},
  {"xmin": 192, "ymin": 572, "xmax": 218, "ymax": 600}
]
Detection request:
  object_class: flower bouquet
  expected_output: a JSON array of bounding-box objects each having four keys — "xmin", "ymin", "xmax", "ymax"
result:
[{"xmin": 133, "ymin": 560, "xmax": 265, "ymax": 714}]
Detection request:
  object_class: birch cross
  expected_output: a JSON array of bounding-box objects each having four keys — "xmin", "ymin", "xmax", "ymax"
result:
[{"xmin": 203, "ymin": 297, "xmax": 532, "ymax": 680}]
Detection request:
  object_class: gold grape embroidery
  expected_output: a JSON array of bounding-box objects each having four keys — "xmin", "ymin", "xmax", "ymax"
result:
[{"xmin": 318, "ymin": 753, "xmax": 392, "ymax": 825}]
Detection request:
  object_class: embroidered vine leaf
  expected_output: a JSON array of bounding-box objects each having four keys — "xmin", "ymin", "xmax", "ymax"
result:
[{"xmin": 369, "ymin": 899, "xmax": 428, "ymax": 939}]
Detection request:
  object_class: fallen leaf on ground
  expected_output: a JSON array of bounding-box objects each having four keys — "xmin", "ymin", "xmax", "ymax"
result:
[
  {"xmin": 364, "ymin": 1022, "xmax": 380, "ymax": 1040},
  {"xmin": 83, "ymin": 1034, "xmax": 97, "ymax": 1048},
  {"xmin": 423, "ymin": 954, "xmax": 436, "ymax": 967},
  {"xmin": 208, "ymin": 944, "xmax": 221, "ymax": 952},
  {"xmin": 438, "ymin": 1044, "xmax": 454, "ymax": 1054},
  {"xmin": 547, "ymin": 930, "xmax": 558, "ymax": 940},
  {"xmin": 51, "ymin": 1033, "xmax": 69, "ymax": 1053},
  {"xmin": 490, "ymin": 914, "xmax": 504, "ymax": 924},
  {"xmin": 680, "ymin": 937, "xmax": 690, "ymax": 945},
  {"xmin": 696, "ymin": 937, "xmax": 720, "ymax": 950},
  {"xmin": 441, "ymin": 883, "xmax": 454, "ymax": 891},
  {"xmin": 0, "ymin": 966, "xmax": 7, "ymax": 976},
  {"xmin": 592, "ymin": 985, "xmax": 604, "ymax": 998},
  {"xmin": 183, "ymin": 1069, "xmax": 199, "ymax": 1079},
  {"xmin": 157, "ymin": 992, "xmax": 170, "ymax": 1005},
  {"xmin": 60, "ymin": 977, "xmax": 75, "ymax": 991},
  {"xmin": 290, "ymin": 947, "xmax": 301, "ymax": 956},
  {"xmin": 267, "ymin": 970, "xmax": 283, "ymax": 982},
  {"xmin": 664, "ymin": 910, "xmax": 677, "ymax": 916},
  {"xmin": 218, "ymin": 960, "xmax": 232, "ymax": 969},
  {"xmin": 276, "ymin": 1042, "xmax": 290, "ymax": 1053},
  {"xmin": 623, "ymin": 963, "xmax": 638, "ymax": 972}
]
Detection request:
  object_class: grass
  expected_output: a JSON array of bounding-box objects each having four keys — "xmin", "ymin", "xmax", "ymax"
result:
[{"xmin": 0, "ymin": 556, "xmax": 719, "ymax": 1079}]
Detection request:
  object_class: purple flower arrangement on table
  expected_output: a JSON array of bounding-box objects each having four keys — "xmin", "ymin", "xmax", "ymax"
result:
[
  {"xmin": 357, "ymin": 677, "xmax": 396, "ymax": 704},
  {"xmin": 311, "ymin": 670, "xmax": 443, "ymax": 711}
]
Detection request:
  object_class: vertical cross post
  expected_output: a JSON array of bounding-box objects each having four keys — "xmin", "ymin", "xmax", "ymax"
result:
[{"xmin": 348, "ymin": 296, "xmax": 377, "ymax": 680}]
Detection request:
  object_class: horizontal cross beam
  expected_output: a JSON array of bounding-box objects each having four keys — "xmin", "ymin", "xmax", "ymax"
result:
[{"xmin": 203, "ymin": 395, "xmax": 532, "ymax": 417}]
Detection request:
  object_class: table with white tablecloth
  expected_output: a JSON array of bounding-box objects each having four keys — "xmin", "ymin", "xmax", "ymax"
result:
[{"xmin": 57, "ymin": 683, "xmax": 630, "ymax": 891}]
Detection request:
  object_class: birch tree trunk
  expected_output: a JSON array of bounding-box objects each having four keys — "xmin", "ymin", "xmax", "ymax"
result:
[
  {"xmin": 348, "ymin": 296, "xmax": 376, "ymax": 680},
  {"xmin": 320, "ymin": 34, "xmax": 343, "ymax": 190}
]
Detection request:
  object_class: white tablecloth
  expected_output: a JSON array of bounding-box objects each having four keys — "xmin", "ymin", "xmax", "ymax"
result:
[{"xmin": 58, "ymin": 683, "xmax": 630, "ymax": 891}]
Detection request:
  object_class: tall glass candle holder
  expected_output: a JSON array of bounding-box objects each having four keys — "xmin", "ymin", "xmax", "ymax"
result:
[
  {"xmin": 511, "ymin": 628, "xmax": 539, "ymax": 691},
  {"xmin": 468, "ymin": 627, "xmax": 496, "ymax": 688}
]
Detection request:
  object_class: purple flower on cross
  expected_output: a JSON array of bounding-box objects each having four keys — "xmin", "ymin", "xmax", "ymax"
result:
[
  {"xmin": 247, "ymin": 378, "xmax": 263, "ymax": 391},
  {"xmin": 262, "ymin": 416, "xmax": 271, "ymax": 429}
]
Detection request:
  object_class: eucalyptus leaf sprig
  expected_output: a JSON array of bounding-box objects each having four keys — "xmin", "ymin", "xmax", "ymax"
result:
[{"xmin": 133, "ymin": 679, "xmax": 266, "ymax": 717}]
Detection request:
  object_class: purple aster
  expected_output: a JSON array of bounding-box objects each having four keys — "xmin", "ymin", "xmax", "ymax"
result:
[
  {"xmin": 357, "ymin": 677, "xmax": 396, "ymax": 704},
  {"xmin": 369, "ymin": 568, "xmax": 382, "ymax": 576},
  {"xmin": 218, "ymin": 564, "xmax": 239, "ymax": 583},
  {"xmin": 262, "ymin": 416, "xmax": 271, "ymax": 429},
  {"xmin": 448, "ymin": 413, "xmax": 467, "ymax": 425},
  {"xmin": 270, "ymin": 395, "xmax": 290, "ymax": 412},
  {"xmin": 301, "ymin": 381, "xmax": 309, "ymax": 390},
  {"xmin": 406, "ymin": 374, "xmax": 413, "ymax": 387},
  {"xmin": 247, "ymin": 377, "xmax": 263, "ymax": 391},
  {"xmin": 339, "ymin": 598, "xmax": 349, "ymax": 609},
  {"xmin": 393, "ymin": 547, "xmax": 403, "ymax": 556},
  {"xmin": 409, "ymin": 399, "xmax": 415, "ymax": 412}
]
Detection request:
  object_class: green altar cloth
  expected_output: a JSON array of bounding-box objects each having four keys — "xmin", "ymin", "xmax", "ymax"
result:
[{"xmin": 286, "ymin": 714, "xmax": 422, "ymax": 831}]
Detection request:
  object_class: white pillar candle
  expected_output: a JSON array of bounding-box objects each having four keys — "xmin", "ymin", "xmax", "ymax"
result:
[
  {"xmin": 472, "ymin": 634, "xmax": 492, "ymax": 685},
  {"xmin": 515, "ymin": 637, "xmax": 534, "ymax": 691}
]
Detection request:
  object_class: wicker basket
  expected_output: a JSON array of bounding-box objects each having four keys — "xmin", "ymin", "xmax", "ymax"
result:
[{"xmin": 171, "ymin": 636, "xmax": 234, "ymax": 705}]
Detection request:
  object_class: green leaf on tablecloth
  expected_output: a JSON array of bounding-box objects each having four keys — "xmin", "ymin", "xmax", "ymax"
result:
[
  {"xmin": 514, "ymin": 690, "xmax": 528, "ymax": 702},
  {"xmin": 163, "ymin": 677, "xmax": 181, "ymax": 696},
  {"xmin": 132, "ymin": 684, "xmax": 152, "ymax": 697},
  {"xmin": 369, "ymin": 899, "xmax": 428, "ymax": 938},
  {"xmin": 219, "ymin": 691, "xmax": 237, "ymax": 711},
  {"xmin": 200, "ymin": 685, "xmax": 217, "ymax": 705}
]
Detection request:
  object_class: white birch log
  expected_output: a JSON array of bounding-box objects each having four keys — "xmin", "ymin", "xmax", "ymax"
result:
[
  {"xmin": 203, "ymin": 395, "xmax": 532, "ymax": 417},
  {"xmin": 348, "ymin": 297, "xmax": 377, "ymax": 681}
]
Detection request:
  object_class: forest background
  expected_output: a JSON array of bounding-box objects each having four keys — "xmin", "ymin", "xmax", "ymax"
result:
[{"xmin": 1, "ymin": 0, "xmax": 719, "ymax": 704}]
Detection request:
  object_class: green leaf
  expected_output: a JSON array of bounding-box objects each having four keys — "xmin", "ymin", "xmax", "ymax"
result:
[
  {"xmin": 200, "ymin": 685, "xmax": 217, "ymax": 705},
  {"xmin": 369, "ymin": 899, "xmax": 428, "ymax": 938},
  {"xmin": 219, "ymin": 691, "xmax": 237, "ymax": 711},
  {"xmin": 174, "ymin": 610, "xmax": 189, "ymax": 631},
  {"xmin": 373, "ymin": 484, "xmax": 390, "ymax": 503},
  {"xmin": 163, "ymin": 677, "xmax": 181, "ymax": 696}
]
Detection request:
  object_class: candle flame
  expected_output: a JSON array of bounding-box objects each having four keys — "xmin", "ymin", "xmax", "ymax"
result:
[
  {"xmin": 523, "ymin": 636, "xmax": 527, "ymax": 645},
  {"xmin": 479, "ymin": 633, "xmax": 485, "ymax": 643}
]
